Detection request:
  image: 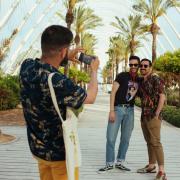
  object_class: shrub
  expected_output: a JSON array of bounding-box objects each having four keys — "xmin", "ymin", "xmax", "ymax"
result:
[
  {"xmin": 59, "ymin": 67, "xmax": 90, "ymax": 84},
  {"xmin": 154, "ymin": 49, "xmax": 180, "ymax": 74},
  {"xmin": 0, "ymin": 75, "xmax": 20, "ymax": 110},
  {"xmin": 166, "ymin": 89, "xmax": 179, "ymax": 106},
  {"xmin": 154, "ymin": 49, "xmax": 180, "ymax": 107},
  {"xmin": 162, "ymin": 106, "xmax": 180, "ymax": 128}
]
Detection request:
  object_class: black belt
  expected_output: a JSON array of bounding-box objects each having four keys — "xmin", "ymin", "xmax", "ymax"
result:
[{"xmin": 116, "ymin": 104, "xmax": 134, "ymax": 107}]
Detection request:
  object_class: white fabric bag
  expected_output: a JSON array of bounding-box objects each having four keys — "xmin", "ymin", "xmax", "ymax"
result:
[{"xmin": 48, "ymin": 73, "xmax": 82, "ymax": 180}]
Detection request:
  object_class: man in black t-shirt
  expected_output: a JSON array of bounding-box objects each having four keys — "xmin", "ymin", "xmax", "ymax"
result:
[{"xmin": 98, "ymin": 56, "xmax": 140, "ymax": 173}]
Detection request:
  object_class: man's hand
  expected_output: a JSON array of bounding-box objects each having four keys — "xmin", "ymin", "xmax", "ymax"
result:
[
  {"xmin": 154, "ymin": 110, "xmax": 160, "ymax": 119},
  {"xmin": 154, "ymin": 93, "xmax": 165, "ymax": 119},
  {"xmin": 83, "ymin": 57, "xmax": 99, "ymax": 104},
  {"xmin": 68, "ymin": 47, "xmax": 84, "ymax": 63},
  {"xmin": 109, "ymin": 111, "xmax": 116, "ymax": 123},
  {"xmin": 90, "ymin": 57, "xmax": 99, "ymax": 72}
]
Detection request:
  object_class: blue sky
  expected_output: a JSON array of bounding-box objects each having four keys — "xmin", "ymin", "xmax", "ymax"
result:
[{"xmin": 0, "ymin": 0, "xmax": 180, "ymax": 74}]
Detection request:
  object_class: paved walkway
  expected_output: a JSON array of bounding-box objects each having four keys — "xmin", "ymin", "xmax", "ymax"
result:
[{"xmin": 0, "ymin": 92, "xmax": 180, "ymax": 180}]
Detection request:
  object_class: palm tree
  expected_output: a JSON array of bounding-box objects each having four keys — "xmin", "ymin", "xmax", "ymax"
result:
[
  {"xmin": 0, "ymin": 29, "xmax": 18, "ymax": 63},
  {"xmin": 133, "ymin": 0, "xmax": 180, "ymax": 63},
  {"xmin": 106, "ymin": 48, "xmax": 115, "ymax": 81},
  {"xmin": 111, "ymin": 14, "xmax": 146, "ymax": 56},
  {"xmin": 101, "ymin": 66, "xmax": 108, "ymax": 84},
  {"xmin": 81, "ymin": 33, "xmax": 97, "ymax": 55},
  {"xmin": 102, "ymin": 61, "xmax": 113, "ymax": 84},
  {"xmin": 107, "ymin": 35, "xmax": 129, "ymax": 75},
  {"xmin": 65, "ymin": 0, "xmax": 84, "ymax": 29},
  {"xmin": 81, "ymin": 33, "xmax": 97, "ymax": 81},
  {"xmin": 110, "ymin": 37, "xmax": 122, "ymax": 75},
  {"xmin": 73, "ymin": 5, "xmax": 102, "ymax": 47},
  {"xmin": 62, "ymin": 0, "xmax": 84, "ymax": 75},
  {"xmin": 73, "ymin": 5, "xmax": 102, "ymax": 86}
]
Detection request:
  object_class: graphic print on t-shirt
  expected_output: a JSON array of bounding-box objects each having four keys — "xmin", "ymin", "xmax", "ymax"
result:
[{"xmin": 126, "ymin": 81, "xmax": 138, "ymax": 102}]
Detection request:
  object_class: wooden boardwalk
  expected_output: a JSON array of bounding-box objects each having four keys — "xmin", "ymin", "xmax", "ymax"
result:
[{"xmin": 0, "ymin": 92, "xmax": 180, "ymax": 180}]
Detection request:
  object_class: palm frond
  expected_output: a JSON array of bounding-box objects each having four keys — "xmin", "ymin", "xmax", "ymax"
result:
[
  {"xmin": 73, "ymin": 5, "xmax": 102, "ymax": 34},
  {"xmin": 56, "ymin": 12, "xmax": 65, "ymax": 21}
]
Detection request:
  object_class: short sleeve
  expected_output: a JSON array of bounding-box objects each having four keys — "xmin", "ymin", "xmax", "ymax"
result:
[
  {"xmin": 115, "ymin": 73, "xmax": 123, "ymax": 84},
  {"xmin": 52, "ymin": 73, "xmax": 87, "ymax": 109},
  {"xmin": 153, "ymin": 75, "xmax": 165, "ymax": 95}
]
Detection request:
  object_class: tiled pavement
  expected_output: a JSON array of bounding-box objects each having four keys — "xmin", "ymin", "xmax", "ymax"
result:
[{"xmin": 0, "ymin": 92, "xmax": 180, "ymax": 180}]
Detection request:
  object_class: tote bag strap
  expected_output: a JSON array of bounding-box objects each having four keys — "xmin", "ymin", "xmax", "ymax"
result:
[{"xmin": 48, "ymin": 72, "xmax": 64, "ymax": 123}]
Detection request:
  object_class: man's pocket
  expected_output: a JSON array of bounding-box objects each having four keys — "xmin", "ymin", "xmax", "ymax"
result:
[{"xmin": 148, "ymin": 116, "xmax": 161, "ymax": 129}]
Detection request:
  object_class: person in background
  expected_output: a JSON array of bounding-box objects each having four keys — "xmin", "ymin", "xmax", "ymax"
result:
[
  {"xmin": 137, "ymin": 58, "xmax": 166, "ymax": 180},
  {"xmin": 19, "ymin": 25, "xmax": 99, "ymax": 180}
]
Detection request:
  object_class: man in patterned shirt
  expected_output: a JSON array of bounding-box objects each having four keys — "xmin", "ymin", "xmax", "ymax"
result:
[
  {"xmin": 137, "ymin": 59, "xmax": 166, "ymax": 180},
  {"xmin": 19, "ymin": 25, "xmax": 99, "ymax": 180}
]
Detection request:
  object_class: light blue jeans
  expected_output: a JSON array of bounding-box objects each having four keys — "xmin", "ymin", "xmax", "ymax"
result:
[{"xmin": 106, "ymin": 106, "xmax": 134, "ymax": 165}]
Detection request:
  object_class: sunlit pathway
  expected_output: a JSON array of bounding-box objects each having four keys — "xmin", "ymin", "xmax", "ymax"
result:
[{"xmin": 0, "ymin": 92, "xmax": 180, "ymax": 180}]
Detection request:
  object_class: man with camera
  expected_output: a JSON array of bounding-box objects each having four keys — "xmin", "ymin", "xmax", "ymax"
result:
[
  {"xmin": 19, "ymin": 25, "xmax": 99, "ymax": 180},
  {"xmin": 98, "ymin": 55, "xmax": 140, "ymax": 173}
]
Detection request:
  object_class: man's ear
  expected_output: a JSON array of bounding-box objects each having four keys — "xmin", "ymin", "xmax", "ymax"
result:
[{"xmin": 60, "ymin": 48, "xmax": 67, "ymax": 58}]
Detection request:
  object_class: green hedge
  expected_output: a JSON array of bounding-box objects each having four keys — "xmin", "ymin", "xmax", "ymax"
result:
[
  {"xmin": 162, "ymin": 106, "xmax": 180, "ymax": 128},
  {"xmin": 59, "ymin": 67, "xmax": 90, "ymax": 83},
  {"xmin": 0, "ymin": 75, "xmax": 20, "ymax": 110},
  {"xmin": 154, "ymin": 49, "xmax": 180, "ymax": 74}
]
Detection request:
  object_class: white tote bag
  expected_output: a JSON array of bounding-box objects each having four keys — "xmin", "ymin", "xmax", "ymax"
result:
[{"xmin": 48, "ymin": 73, "xmax": 82, "ymax": 180}]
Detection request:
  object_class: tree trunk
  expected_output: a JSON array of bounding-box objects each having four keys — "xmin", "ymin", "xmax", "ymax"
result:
[
  {"xmin": 64, "ymin": 64, "xmax": 69, "ymax": 76},
  {"xmin": 65, "ymin": 6, "xmax": 74, "ymax": 76},
  {"xmin": 75, "ymin": 34, "xmax": 80, "ymax": 46},
  {"xmin": 125, "ymin": 52, "xmax": 128, "ymax": 72},
  {"xmin": 66, "ymin": 8, "xmax": 74, "ymax": 29},
  {"xmin": 130, "ymin": 39, "xmax": 135, "ymax": 56},
  {"xmin": 152, "ymin": 32, "xmax": 157, "ymax": 64},
  {"xmin": 112, "ymin": 63, "xmax": 114, "ymax": 82},
  {"xmin": 151, "ymin": 23, "xmax": 159, "ymax": 64},
  {"xmin": 115, "ymin": 58, "xmax": 119, "ymax": 76}
]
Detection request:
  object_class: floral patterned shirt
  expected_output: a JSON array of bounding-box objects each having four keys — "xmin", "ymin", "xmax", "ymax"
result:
[
  {"xmin": 139, "ymin": 73, "xmax": 165, "ymax": 121},
  {"xmin": 19, "ymin": 58, "xmax": 87, "ymax": 161}
]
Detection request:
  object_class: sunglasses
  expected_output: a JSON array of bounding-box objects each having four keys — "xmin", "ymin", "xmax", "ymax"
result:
[
  {"xmin": 129, "ymin": 64, "xmax": 139, "ymax": 67},
  {"xmin": 140, "ymin": 64, "xmax": 149, "ymax": 68}
]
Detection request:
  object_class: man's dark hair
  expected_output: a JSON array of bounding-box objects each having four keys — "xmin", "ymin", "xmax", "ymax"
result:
[
  {"xmin": 41, "ymin": 25, "xmax": 73, "ymax": 54},
  {"xmin": 129, "ymin": 55, "xmax": 140, "ymax": 64},
  {"xmin": 141, "ymin": 58, "xmax": 152, "ymax": 67}
]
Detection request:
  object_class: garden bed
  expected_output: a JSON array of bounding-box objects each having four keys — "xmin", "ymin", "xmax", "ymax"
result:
[{"xmin": 0, "ymin": 108, "xmax": 25, "ymax": 126}]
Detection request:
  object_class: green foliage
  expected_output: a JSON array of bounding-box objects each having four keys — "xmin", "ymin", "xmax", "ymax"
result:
[
  {"xmin": 59, "ymin": 66, "xmax": 88, "ymax": 116},
  {"xmin": 154, "ymin": 49, "xmax": 180, "ymax": 107},
  {"xmin": 0, "ymin": 74, "xmax": 20, "ymax": 110},
  {"xmin": 69, "ymin": 67, "xmax": 78, "ymax": 79},
  {"xmin": 166, "ymin": 88, "xmax": 179, "ymax": 106},
  {"xmin": 154, "ymin": 49, "xmax": 180, "ymax": 74},
  {"xmin": 59, "ymin": 67, "xmax": 64, "ymax": 74},
  {"xmin": 81, "ymin": 33, "xmax": 97, "ymax": 55},
  {"xmin": 135, "ymin": 97, "xmax": 141, "ymax": 107},
  {"xmin": 71, "ymin": 105, "xmax": 84, "ymax": 117},
  {"xmin": 111, "ymin": 14, "xmax": 146, "ymax": 55},
  {"xmin": 77, "ymin": 70, "xmax": 90, "ymax": 83},
  {"xmin": 162, "ymin": 106, "xmax": 180, "ymax": 128},
  {"xmin": 74, "ymin": 5, "xmax": 103, "ymax": 34},
  {"xmin": 59, "ymin": 66, "xmax": 90, "ymax": 83}
]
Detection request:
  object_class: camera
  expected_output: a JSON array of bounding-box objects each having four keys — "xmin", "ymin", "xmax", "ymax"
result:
[{"xmin": 78, "ymin": 53, "xmax": 95, "ymax": 65}]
